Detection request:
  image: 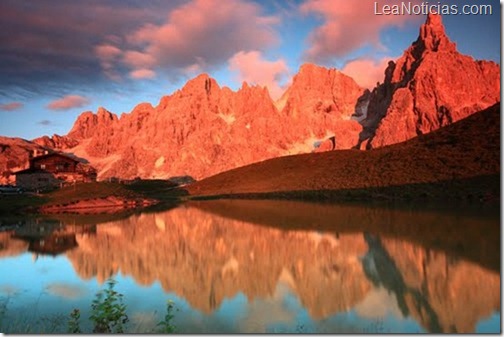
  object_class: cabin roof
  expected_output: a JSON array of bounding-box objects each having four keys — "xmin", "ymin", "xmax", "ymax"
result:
[
  {"xmin": 14, "ymin": 168, "xmax": 51, "ymax": 175},
  {"xmin": 31, "ymin": 152, "xmax": 80, "ymax": 163}
]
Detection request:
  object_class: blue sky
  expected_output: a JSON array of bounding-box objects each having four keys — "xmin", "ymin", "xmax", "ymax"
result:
[{"xmin": 0, "ymin": 0, "xmax": 500, "ymax": 140}]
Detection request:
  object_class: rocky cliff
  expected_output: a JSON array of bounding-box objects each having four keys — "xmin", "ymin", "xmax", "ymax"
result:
[
  {"xmin": 360, "ymin": 13, "xmax": 500, "ymax": 149},
  {"xmin": 33, "ymin": 134, "xmax": 79, "ymax": 150},
  {"xmin": 51, "ymin": 67, "xmax": 365, "ymax": 180}
]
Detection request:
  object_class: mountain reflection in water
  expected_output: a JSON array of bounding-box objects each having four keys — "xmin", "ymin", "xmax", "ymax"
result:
[{"xmin": 0, "ymin": 200, "xmax": 499, "ymax": 333}]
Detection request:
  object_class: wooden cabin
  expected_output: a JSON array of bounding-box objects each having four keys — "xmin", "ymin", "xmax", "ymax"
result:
[
  {"xmin": 14, "ymin": 152, "xmax": 96, "ymax": 190},
  {"xmin": 30, "ymin": 152, "xmax": 79, "ymax": 173}
]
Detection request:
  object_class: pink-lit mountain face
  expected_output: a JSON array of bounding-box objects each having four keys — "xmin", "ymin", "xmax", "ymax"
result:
[
  {"xmin": 33, "ymin": 66, "xmax": 366, "ymax": 181},
  {"xmin": 2, "ymin": 13, "xmax": 498, "ymax": 182},
  {"xmin": 359, "ymin": 13, "xmax": 500, "ymax": 149}
]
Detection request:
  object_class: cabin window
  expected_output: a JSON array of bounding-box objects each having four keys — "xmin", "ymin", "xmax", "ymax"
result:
[{"xmin": 40, "ymin": 164, "xmax": 46, "ymax": 169}]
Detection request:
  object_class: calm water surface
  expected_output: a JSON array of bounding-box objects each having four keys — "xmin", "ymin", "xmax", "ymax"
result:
[{"xmin": 0, "ymin": 200, "xmax": 500, "ymax": 333}]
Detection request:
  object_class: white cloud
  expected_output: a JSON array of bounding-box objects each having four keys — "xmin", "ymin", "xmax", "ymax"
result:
[{"xmin": 228, "ymin": 50, "xmax": 289, "ymax": 100}]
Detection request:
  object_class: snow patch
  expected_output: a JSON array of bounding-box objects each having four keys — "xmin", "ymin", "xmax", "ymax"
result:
[
  {"xmin": 155, "ymin": 215, "xmax": 166, "ymax": 231},
  {"xmin": 221, "ymin": 257, "xmax": 239, "ymax": 276},
  {"xmin": 285, "ymin": 130, "xmax": 335, "ymax": 154},
  {"xmin": 277, "ymin": 267, "xmax": 296, "ymax": 290},
  {"xmin": 274, "ymin": 92, "xmax": 289, "ymax": 111},
  {"xmin": 155, "ymin": 156, "xmax": 165, "ymax": 168},
  {"xmin": 218, "ymin": 112, "xmax": 236, "ymax": 125}
]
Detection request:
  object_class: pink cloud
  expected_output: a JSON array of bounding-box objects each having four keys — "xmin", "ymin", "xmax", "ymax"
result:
[
  {"xmin": 228, "ymin": 51, "xmax": 289, "ymax": 100},
  {"xmin": 95, "ymin": 44, "xmax": 122, "ymax": 80},
  {"xmin": 122, "ymin": 51, "xmax": 156, "ymax": 70},
  {"xmin": 94, "ymin": 44, "xmax": 122, "ymax": 60},
  {"xmin": 300, "ymin": 0, "xmax": 423, "ymax": 61},
  {"xmin": 183, "ymin": 58, "xmax": 208, "ymax": 77},
  {"xmin": 0, "ymin": 2, "xmax": 177, "ymax": 94},
  {"xmin": 47, "ymin": 95, "xmax": 89, "ymax": 110},
  {"xmin": 0, "ymin": 102, "xmax": 23, "ymax": 111},
  {"xmin": 0, "ymin": 2, "xmax": 170, "ymax": 68},
  {"xmin": 120, "ymin": 0, "xmax": 279, "ymax": 77},
  {"xmin": 129, "ymin": 69, "xmax": 156, "ymax": 79},
  {"xmin": 341, "ymin": 57, "xmax": 394, "ymax": 89}
]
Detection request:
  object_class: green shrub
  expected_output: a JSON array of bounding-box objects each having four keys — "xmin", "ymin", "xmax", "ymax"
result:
[
  {"xmin": 67, "ymin": 309, "xmax": 82, "ymax": 333},
  {"xmin": 156, "ymin": 300, "xmax": 176, "ymax": 333},
  {"xmin": 89, "ymin": 279, "xmax": 129, "ymax": 333},
  {"xmin": 66, "ymin": 278, "xmax": 177, "ymax": 333}
]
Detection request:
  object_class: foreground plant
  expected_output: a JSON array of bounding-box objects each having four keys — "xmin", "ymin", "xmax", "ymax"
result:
[
  {"xmin": 67, "ymin": 309, "xmax": 82, "ymax": 333},
  {"xmin": 156, "ymin": 300, "xmax": 177, "ymax": 333},
  {"xmin": 89, "ymin": 279, "xmax": 129, "ymax": 333},
  {"xmin": 66, "ymin": 278, "xmax": 177, "ymax": 333}
]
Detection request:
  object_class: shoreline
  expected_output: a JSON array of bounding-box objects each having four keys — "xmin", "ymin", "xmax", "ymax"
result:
[
  {"xmin": 0, "ymin": 173, "xmax": 499, "ymax": 216},
  {"xmin": 183, "ymin": 173, "xmax": 500, "ymax": 205}
]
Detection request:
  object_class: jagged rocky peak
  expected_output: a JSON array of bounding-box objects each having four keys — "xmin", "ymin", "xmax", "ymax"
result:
[
  {"xmin": 180, "ymin": 73, "xmax": 220, "ymax": 96},
  {"xmin": 417, "ymin": 12, "xmax": 456, "ymax": 52},
  {"xmin": 294, "ymin": 63, "xmax": 348, "ymax": 85},
  {"xmin": 388, "ymin": 13, "xmax": 457, "ymax": 85},
  {"xmin": 32, "ymin": 134, "xmax": 79, "ymax": 150},
  {"xmin": 67, "ymin": 106, "xmax": 118, "ymax": 140},
  {"xmin": 237, "ymin": 81, "xmax": 272, "ymax": 101},
  {"xmin": 361, "ymin": 13, "xmax": 500, "ymax": 149},
  {"xmin": 282, "ymin": 63, "xmax": 365, "ymax": 119},
  {"xmin": 96, "ymin": 106, "xmax": 118, "ymax": 120},
  {"xmin": 130, "ymin": 102, "xmax": 155, "ymax": 115},
  {"xmin": 298, "ymin": 62, "xmax": 333, "ymax": 75}
]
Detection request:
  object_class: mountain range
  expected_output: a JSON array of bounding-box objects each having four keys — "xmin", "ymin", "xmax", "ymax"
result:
[{"xmin": 0, "ymin": 13, "xmax": 500, "ymax": 184}]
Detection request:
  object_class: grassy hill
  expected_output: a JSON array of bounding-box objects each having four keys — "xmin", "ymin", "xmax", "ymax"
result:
[{"xmin": 186, "ymin": 103, "xmax": 500, "ymax": 202}]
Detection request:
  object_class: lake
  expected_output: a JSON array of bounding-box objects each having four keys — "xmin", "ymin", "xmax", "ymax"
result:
[{"xmin": 0, "ymin": 199, "xmax": 500, "ymax": 333}]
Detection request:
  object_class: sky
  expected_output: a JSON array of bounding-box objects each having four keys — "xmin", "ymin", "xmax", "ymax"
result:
[{"xmin": 0, "ymin": 0, "xmax": 500, "ymax": 140}]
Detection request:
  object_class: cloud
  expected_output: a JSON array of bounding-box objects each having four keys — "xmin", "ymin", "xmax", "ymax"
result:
[
  {"xmin": 95, "ymin": 44, "xmax": 123, "ymax": 81},
  {"xmin": 0, "ymin": 102, "xmax": 23, "ymax": 111},
  {"xmin": 300, "ymin": 0, "xmax": 422, "ymax": 62},
  {"xmin": 0, "ymin": 1, "xmax": 173, "ymax": 96},
  {"xmin": 47, "ymin": 95, "xmax": 89, "ymax": 110},
  {"xmin": 341, "ymin": 57, "xmax": 394, "ymax": 89},
  {"xmin": 0, "ymin": 1, "xmax": 280, "ymax": 96},
  {"xmin": 228, "ymin": 51, "xmax": 289, "ymax": 100},
  {"xmin": 354, "ymin": 286, "xmax": 403, "ymax": 319},
  {"xmin": 0, "ymin": 284, "xmax": 20, "ymax": 296},
  {"xmin": 119, "ymin": 0, "xmax": 279, "ymax": 79},
  {"xmin": 130, "ymin": 311, "xmax": 158, "ymax": 333},
  {"xmin": 38, "ymin": 120, "xmax": 52, "ymax": 126},
  {"xmin": 129, "ymin": 69, "xmax": 156, "ymax": 79},
  {"xmin": 238, "ymin": 283, "xmax": 295, "ymax": 333},
  {"xmin": 122, "ymin": 50, "xmax": 156, "ymax": 70},
  {"xmin": 46, "ymin": 283, "xmax": 87, "ymax": 299}
]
